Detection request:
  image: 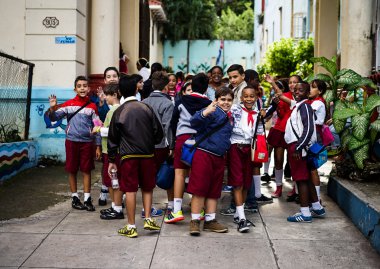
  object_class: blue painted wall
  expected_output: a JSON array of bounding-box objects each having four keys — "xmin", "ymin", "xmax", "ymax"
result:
[
  {"xmin": 163, "ymin": 40, "xmax": 254, "ymax": 74},
  {"xmin": 30, "ymin": 87, "xmax": 74, "ymax": 161}
]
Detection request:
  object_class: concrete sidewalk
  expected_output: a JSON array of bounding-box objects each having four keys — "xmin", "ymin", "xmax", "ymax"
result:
[{"xmin": 1, "ymin": 161, "xmax": 379, "ymax": 269}]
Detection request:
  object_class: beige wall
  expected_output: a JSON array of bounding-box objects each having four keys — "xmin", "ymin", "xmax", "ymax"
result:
[
  {"xmin": 149, "ymin": 18, "xmax": 163, "ymax": 66},
  {"xmin": 0, "ymin": 0, "xmax": 26, "ymax": 58},
  {"xmin": 314, "ymin": 0, "xmax": 339, "ymax": 74},
  {"xmin": 340, "ymin": 0, "xmax": 374, "ymax": 76},
  {"xmin": 121, "ymin": 0, "xmax": 140, "ymax": 74}
]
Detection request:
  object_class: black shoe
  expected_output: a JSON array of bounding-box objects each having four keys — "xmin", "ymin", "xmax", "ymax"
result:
[
  {"xmin": 98, "ymin": 198, "xmax": 107, "ymax": 206},
  {"xmin": 237, "ymin": 219, "xmax": 254, "ymax": 233},
  {"xmin": 256, "ymin": 194, "xmax": 273, "ymax": 204},
  {"xmin": 100, "ymin": 206, "xmax": 113, "ymax": 215},
  {"xmin": 84, "ymin": 197, "xmax": 95, "ymax": 211},
  {"xmin": 261, "ymin": 173, "xmax": 271, "ymax": 182},
  {"xmin": 295, "ymin": 195, "xmax": 300, "ymax": 204},
  {"xmin": 100, "ymin": 208, "xmax": 124, "ymax": 220},
  {"xmin": 286, "ymin": 193, "xmax": 298, "ymax": 202},
  {"xmin": 72, "ymin": 196, "xmax": 86, "ymax": 210}
]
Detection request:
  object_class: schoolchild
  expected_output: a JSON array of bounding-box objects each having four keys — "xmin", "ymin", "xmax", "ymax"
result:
[
  {"xmin": 97, "ymin": 66, "xmax": 120, "ymax": 206},
  {"xmin": 206, "ymin": 65, "xmax": 226, "ymax": 101},
  {"xmin": 108, "ymin": 75, "xmax": 164, "ymax": 238},
  {"xmin": 48, "ymin": 76, "xmax": 101, "ymax": 211},
  {"xmin": 174, "ymin": 81, "xmax": 192, "ymax": 103},
  {"xmin": 165, "ymin": 73, "xmax": 211, "ymax": 223},
  {"xmin": 188, "ymin": 87, "xmax": 234, "ymax": 235},
  {"xmin": 309, "ymin": 79, "xmax": 327, "ymax": 203},
  {"xmin": 283, "ymin": 82, "xmax": 325, "ymax": 222},
  {"xmin": 264, "ymin": 75, "xmax": 300, "ymax": 198},
  {"xmin": 228, "ymin": 85, "xmax": 273, "ymax": 233},
  {"xmin": 227, "ymin": 64, "xmax": 247, "ymax": 104},
  {"xmin": 92, "ymin": 84, "xmax": 124, "ymax": 220},
  {"xmin": 166, "ymin": 73, "xmax": 177, "ymax": 100},
  {"xmin": 142, "ymin": 71, "xmax": 175, "ymax": 214}
]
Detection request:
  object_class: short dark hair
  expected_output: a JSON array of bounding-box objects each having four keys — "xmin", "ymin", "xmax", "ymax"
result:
[
  {"xmin": 130, "ymin": 74, "xmax": 143, "ymax": 84},
  {"xmin": 103, "ymin": 83, "xmax": 120, "ymax": 98},
  {"xmin": 215, "ymin": 86, "xmax": 234, "ymax": 100},
  {"xmin": 119, "ymin": 75, "xmax": 137, "ymax": 98},
  {"xmin": 297, "ymin": 82, "xmax": 311, "ymax": 92},
  {"xmin": 244, "ymin": 69, "xmax": 259, "ymax": 83},
  {"xmin": 74, "ymin": 76, "xmax": 87, "ymax": 88},
  {"xmin": 227, "ymin": 64, "xmax": 244, "ymax": 75},
  {"xmin": 210, "ymin": 65, "xmax": 223, "ymax": 75},
  {"xmin": 311, "ymin": 79, "xmax": 327, "ymax": 95},
  {"xmin": 152, "ymin": 71, "xmax": 169, "ymax": 91},
  {"xmin": 150, "ymin": 62, "xmax": 163, "ymax": 74},
  {"xmin": 191, "ymin": 73, "xmax": 209, "ymax": 94},
  {"xmin": 103, "ymin": 67, "xmax": 120, "ymax": 79}
]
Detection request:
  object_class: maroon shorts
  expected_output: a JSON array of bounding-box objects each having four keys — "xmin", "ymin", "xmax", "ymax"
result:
[
  {"xmin": 288, "ymin": 143, "xmax": 310, "ymax": 181},
  {"xmin": 65, "ymin": 140, "xmax": 95, "ymax": 173},
  {"xmin": 174, "ymin": 134, "xmax": 192, "ymax": 169},
  {"xmin": 154, "ymin": 147, "xmax": 170, "ymax": 170},
  {"xmin": 228, "ymin": 144, "xmax": 253, "ymax": 189},
  {"xmin": 187, "ymin": 150, "xmax": 225, "ymax": 199},
  {"xmin": 102, "ymin": 153, "xmax": 121, "ymax": 188},
  {"xmin": 267, "ymin": 128, "xmax": 288, "ymax": 148},
  {"xmin": 119, "ymin": 157, "xmax": 156, "ymax": 192}
]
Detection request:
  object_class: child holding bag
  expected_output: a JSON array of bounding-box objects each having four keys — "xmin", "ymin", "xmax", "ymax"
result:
[{"xmin": 228, "ymin": 85, "xmax": 272, "ymax": 233}]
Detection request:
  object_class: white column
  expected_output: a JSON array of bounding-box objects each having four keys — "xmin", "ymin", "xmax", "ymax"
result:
[
  {"xmin": 90, "ymin": 0, "xmax": 120, "ymax": 74},
  {"xmin": 340, "ymin": 0, "xmax": 374, "ymax": 76}
]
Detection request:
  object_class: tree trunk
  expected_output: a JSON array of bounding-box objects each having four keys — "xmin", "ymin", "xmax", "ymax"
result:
[{"xmin": 186, "ymin": 39, "xmax": 190, "ymax": 74}]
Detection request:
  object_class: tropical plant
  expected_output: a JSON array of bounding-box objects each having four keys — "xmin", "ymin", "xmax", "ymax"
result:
[
  {"xmin": 257, "ymin": 37, "xmax": 314, "ymax": 78},
  {"xmin": 214, "ymin": 2, "xmax": 254, "ymax": 40},
  {"xmin": 309, "ymin": 56, "xmax": 378, "ymax": 170}
]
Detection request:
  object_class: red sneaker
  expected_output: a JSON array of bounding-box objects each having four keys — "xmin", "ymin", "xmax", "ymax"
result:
[
  {"xmin": 287, "ymin": 186, "xmax": 296, "ymax": 197},
  {"xmin": 271, "ymin": 186, "xmax": 283, "ymax": 198}
]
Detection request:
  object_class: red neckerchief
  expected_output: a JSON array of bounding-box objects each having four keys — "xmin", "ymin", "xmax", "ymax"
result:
[
  {"xmin": 310, "ymin": 96, "xmax": 326, "ymax": 105},
  {"xmin": 241, "ymin": 106, "xmax": 257, "ymax": 126}
]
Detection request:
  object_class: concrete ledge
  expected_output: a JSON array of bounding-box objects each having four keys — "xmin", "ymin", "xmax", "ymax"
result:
[{"xmin": 328, "ymin": 176, "xmax": 380, "ymax": 254}]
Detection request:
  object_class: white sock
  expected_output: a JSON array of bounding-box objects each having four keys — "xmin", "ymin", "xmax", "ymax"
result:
[
  {"xmin": 145, "ymin": 217, "xmax": 152, "ymax": 221},
  {"xmin": 300, "ymin": 207, "xmax": 311, "ymax": 217},
  {"xmin": 234, "ymin": 211, "xmax": 239, "ymax": 218},
  {"xmin": 191, "ymin": 213, "xmax": 201, "ymax": 220},
  {"xmin": 264, "ymin": 158, "xmax": 271, "ymax": 174},
  {"xmin": 127, "ymin": 224, "xmax": 136, "ymax": 229},
  {"xmin": 312, "ymin": 201, "xmax": 323, "ymax": 210},
  {"xmin": 84, "ymin": 193, "xmax": 90, "ymax": 201},
  {"xmin": 111, "ymin": 202, "xmax": 115, "ymax": 209},
  {"xmin": 253, "ymin": 175, "xmax": 262, "ymax": 198},
  {"xmin": 168, "ymin": 201, "xmax": 174, "ymax": 210},
  {"xmin": 114, "ymin": 206, "xmax": 122, "ymax": 213},
  {"xmin": 275, "ymin": 169, "xmax": 283, "ymax": 186},
  {"xmin": 205, "ymin": 213, "xmax": 215, "ymax": 221},
  {"xmin": 236, "ymin": 205, "xmax": 245, "ymax": 221},
  {"xmin": 315, "ymin": 186, "xmax": 321, "ymax": 201},
  {"xmin": 72, "ymin": 192, "xmax": 79, "ymax": 198},
  {"xmin": 173, "ymin": 198, "xmax": 182, "ymax": 213}
]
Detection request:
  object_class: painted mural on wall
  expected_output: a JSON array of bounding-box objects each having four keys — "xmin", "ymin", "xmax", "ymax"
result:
[{"xmin": 0, "ymin": 141, "xmax": 39, "ymax": 183}]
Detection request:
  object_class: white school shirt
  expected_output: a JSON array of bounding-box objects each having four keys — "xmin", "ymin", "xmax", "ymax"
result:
[
  {"xmin": 284, "ymin": 100, "xmax": 317, "ymax": 157},
  {"xmin": 311, "ymin": 100, "xmax": 326, "ymax": 125}
]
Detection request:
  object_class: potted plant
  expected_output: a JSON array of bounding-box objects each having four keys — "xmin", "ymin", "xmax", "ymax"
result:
[{"xmin": 308, "ymin": 56, "xmax": 380, "ymax": 180}]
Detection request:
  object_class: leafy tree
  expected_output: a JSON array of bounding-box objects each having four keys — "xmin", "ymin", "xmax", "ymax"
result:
[
  {"xmin": 257, "ymin": 37, "xmax": 314, "ymax": 78},
  {"xmin": 162, "ymin": 0, "xmax": 217, "ymax": 73},
  {"xmin": 214, "ymin": 2, "xmax": 254, "ymax": 40},
  {"xmin": 213, "ymin": 0, "xmax": 253, "ymax": 17}
]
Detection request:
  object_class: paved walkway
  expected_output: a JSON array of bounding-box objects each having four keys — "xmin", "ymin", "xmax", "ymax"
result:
[{"xmin": 1, "ymin": 161, "xmax": 379, "ymax": 268}]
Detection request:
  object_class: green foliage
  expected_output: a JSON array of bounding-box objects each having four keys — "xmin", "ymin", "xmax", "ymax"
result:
[
  {"xmin": 162, "ymin": 0, "xmax": 217, "ymax": 44},
  {"xmin": 214, "ymin": 2, "xmax": 254, "ymax": 40},
  {"xmin": 213, "ymin": 0, "xmax": 250, "ymax": 16},
  {"xmin": 257, "ymin": 38, "xmax": 314, "ymax": 78},
  {"xmin": 0, "ymin": 124, "xmax": 22, "ymax": 143}
]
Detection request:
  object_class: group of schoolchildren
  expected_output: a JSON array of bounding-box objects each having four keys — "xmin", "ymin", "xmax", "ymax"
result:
[{"xmin": 47, "ymin": 60, "xmax": 326, "ymax": 239}]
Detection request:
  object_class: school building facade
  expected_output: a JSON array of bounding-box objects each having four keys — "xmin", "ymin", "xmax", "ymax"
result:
[{"xmin": 0, "ymin": 0, "xmax": 166, "ymax": 161}]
